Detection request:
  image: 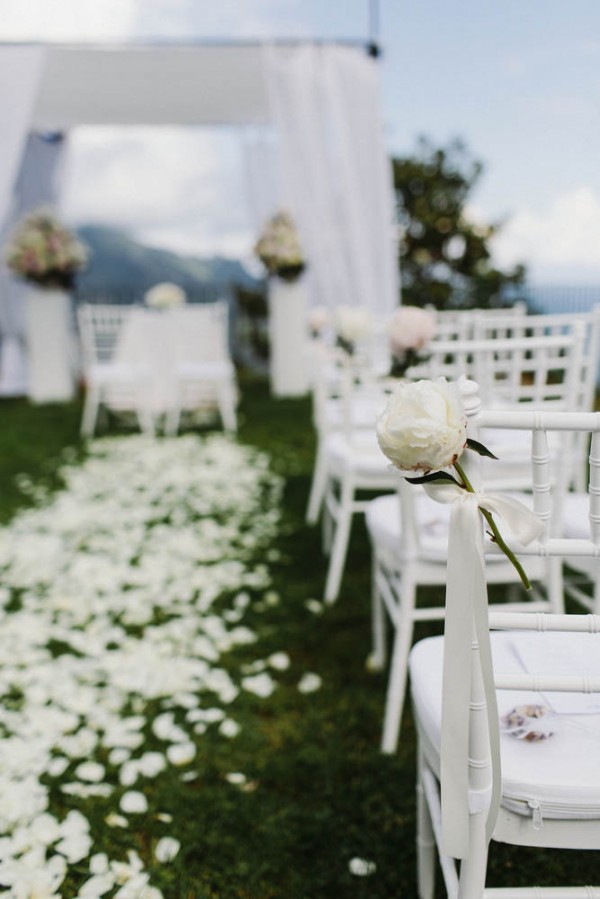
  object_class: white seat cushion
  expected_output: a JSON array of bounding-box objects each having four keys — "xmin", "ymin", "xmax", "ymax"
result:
[
  {"xmin": 365, "ymin": 492, "xmax": 529, "ymax": 565},
  {"xmin": 410, "ymin": 631, "xmax": 600, "ymax": 819},
  {"xmin": 325, "ymin": 431, "xmax": 395, "ymax": 480},
  {"xmin": 366, "ymin": 492, "xmax": 452, "ymax": 562}
]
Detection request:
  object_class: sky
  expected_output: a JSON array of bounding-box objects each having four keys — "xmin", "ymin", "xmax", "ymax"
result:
[{"xmin": 1, "ymin": 0, "xmax": 600, "ymax": 284}]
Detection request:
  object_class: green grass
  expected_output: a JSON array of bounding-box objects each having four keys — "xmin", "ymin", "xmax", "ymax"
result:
[{"xmin": 0, "ymin": 375, "xmax": 596, "ymax": 897}]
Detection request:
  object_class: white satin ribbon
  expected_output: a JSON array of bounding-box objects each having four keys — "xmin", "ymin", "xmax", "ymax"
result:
[{"xmin": 423, "ymin": 481, "xmax": 544, "ymax": 859}]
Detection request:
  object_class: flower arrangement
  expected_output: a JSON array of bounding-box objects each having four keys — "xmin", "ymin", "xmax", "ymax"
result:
[
  {"xmin": 388, "ymin": 305, "xmax": 436, "ymax": 377},
  {"xmin": 5, "ymin": 208, "xmax": 88, "ymax": 290},
  {"xmin": 254, "ymin": 210, "xmax": 305, "ymax": 283},
  {"xmin": 144, "ymin": 282, "xmax": 187, "ymax": 309},
  {"xmin": 307, "ymin": 305, "xmax": 330, "ymax": 339},
  {"xmin": 333, "ymin": 305, "xmax": 372, "ymax": 356},
  {"xmin": 376, "ymin": 377, "xmax": 541, "ymax": 588}
]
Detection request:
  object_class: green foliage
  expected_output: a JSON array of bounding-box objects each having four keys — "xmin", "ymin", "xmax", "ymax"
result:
[{"xmin": 393, "ymin": 136, "xmax": 526, "ymax": 310}]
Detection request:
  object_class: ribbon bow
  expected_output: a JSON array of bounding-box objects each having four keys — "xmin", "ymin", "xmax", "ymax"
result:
[{"xmin": 423, "ymin": 481, "xmax": 544, "ymax": 859}]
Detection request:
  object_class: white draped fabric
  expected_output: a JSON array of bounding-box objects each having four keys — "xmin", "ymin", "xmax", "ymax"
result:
[
  {"xmin": 265, "ymin": 44, "xmax": 399, "ymax": 316},
  {"xmin": 0, "ymin": 133, "xmax": 68, "ymax": 396},
  {"xmin": 0, "ymin": 41, "xmax": 399, "ymax": 398},
  {"xmin": 0, "ymin": 46, "xmax": 46, "ymax": 229}
]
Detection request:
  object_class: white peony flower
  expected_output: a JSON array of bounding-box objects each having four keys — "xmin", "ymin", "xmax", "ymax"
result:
[
  {"xmin": 388, "ymin": 305, "xmax": 436, "ymax": 353},
  {"xmin": 376, "ymin": 377, "xmax": 467, "ymax": 472},
  {"xmin": 307, "ymin": 305, "xmax": 330, "ymax": 335},
  {"xmin": 144, "ymin": 282, "xmax": 186, "ymax": 309},
  {"xmin": 333, "ymin": 306, "xmax": 372, "ymax": 343}
]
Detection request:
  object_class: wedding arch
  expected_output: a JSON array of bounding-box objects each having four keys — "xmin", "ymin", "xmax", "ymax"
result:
[{"xmin": 0, "ymin": 41, "xmax": 400, "ymax": 394}]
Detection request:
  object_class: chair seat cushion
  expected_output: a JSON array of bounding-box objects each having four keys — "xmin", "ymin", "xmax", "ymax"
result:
[
  {"xmin": 365, "ymin": 492, "xmax": 526, "ymax": 565},
  {"xmin": 410, "ymin": 631, "xmax": 600, "ymax": 819},
  {"xmin": 325, "ymin": 431, "xmax": 396, "ymax": 481},
  {"xmin": 366, "ymin": 492, "xmax": 452, "ymax": 562}
]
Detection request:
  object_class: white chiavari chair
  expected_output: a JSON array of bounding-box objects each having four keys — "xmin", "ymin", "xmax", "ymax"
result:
[
  {"xmin": 367, "ymin": 330, "xmax": 585, "ymax": 753},
  {"xmin": 165, "ymin": 301, "xmax": 238, "ymax": 435},
  {"xmin": 77, "ymin": 303, "xmax": 155, "ymax": 437},
  {"xmin": 409, "ymin": 389, "xmax": 600, "ymax": 898}
]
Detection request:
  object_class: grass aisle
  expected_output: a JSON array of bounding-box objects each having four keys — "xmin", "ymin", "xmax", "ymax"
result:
[{"xmin": 0, "ymin": 378, "xmax": 594, "ymax": 897}]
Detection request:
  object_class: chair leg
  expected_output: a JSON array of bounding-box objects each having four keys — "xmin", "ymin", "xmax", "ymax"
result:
[
  {"xmin": 323, "ymin": 476, "xmax": 355, "ymax": 604},
  {"xmin": 370, "ymin": 556, "xmax": 387, "ymax": 671},
  {"xmin": 416, "ymin": 749, "xmax": 436, "ymax": 899},
  {"xmin": 381, "ymin": 578, "xmax": 416, "ymax": 753},
  {"xmin": 217, "ymin": 381, "xmax": 237, "ymax": 432},
  {"xmin": 165, "ymin": 384, "xmax": 182, "ymax": 437},
  {"xmin": 306, "ymin": 439, "xmax": 327, "ymax": 525},
  {"xmin": 548, "ymin": 557, "xmax": 565, "ymax": 614},
  {"xmin": 81, "ymin": 384, "xmax": 100, "ymax": 437}
]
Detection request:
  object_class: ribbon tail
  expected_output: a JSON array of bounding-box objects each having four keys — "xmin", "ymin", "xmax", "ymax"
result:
[{"xmin": 440, "ymin": 498, "xmax": 501, "ymax": 859}]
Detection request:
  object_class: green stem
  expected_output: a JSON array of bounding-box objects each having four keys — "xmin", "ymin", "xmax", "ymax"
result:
[{"xmin": 453, "ymin": 461, "xmax": 531, "ymax": 592}]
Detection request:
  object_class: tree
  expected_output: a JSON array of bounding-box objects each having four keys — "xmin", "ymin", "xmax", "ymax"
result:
[{"xmin": 393, "ymin": 137, "xmax": 525, "ymax": 309}]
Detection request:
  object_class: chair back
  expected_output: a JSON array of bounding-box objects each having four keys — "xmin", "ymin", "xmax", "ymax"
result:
[
  {"xmin": 77, "ymin": 303, "xmax": 133, "ymax": 368},
  {"xmin": 431, "ymin": 302, "xmax": 526, "ymax": 340},
  {"xmin": 438, "ymin": 381, "xmax": 600, "ymax": 862},
  {"xmin": 407, "ymin": 328, "xmax": 585, "ymax": 411},
  {"xmin": 472, "ymin": 306, "xmax": 600, "ymax": 414},
  {"xmin": 168, "ymin": 301, "xmax": 231, "ymax": 365}
]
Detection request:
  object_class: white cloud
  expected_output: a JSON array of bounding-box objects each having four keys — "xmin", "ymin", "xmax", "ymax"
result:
[
  {"xmin": 61, "ymin": 127, "xmax": 255, "ymax": 259},
  {"xmin": 0, "ymin": 0, "xmax": 137, "ymax": 40},
  {"xmin": 488, "ymin": 187, "xmax": 600, "ymax": 283}
]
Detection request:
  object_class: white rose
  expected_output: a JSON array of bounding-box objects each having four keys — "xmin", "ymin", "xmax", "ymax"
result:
[
  {"xmin": 307, "ymin": 305, "xmax": 330, "ymax": 335},
  {"xmin": 333, "ymin": 306, "xmax": 372, "ymax": 342},
  {"xmin": 144, "ymin": 282, "xmax": 186, "ymax": 309},
  {"xmin": 388, "ymin": 306, "xmax": 436, "ymax": 353},
  {"xmin": 376, "ymin": 377, "xmax": 466, "ymax": 472}
]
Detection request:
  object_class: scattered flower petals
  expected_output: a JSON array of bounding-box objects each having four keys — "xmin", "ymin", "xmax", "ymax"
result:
[
  {"xmin": 166, "ymin": 743, "xmax": 196, "ymax": 766},
  {"xmin": 219, "ymin": 719, "xmax": 241, "ymax": 739},
  {"xmin": 305, "ymin": 599, "xmax": 324, "ymax": 615},
  {"xmin": 154, "ymin": 836, "xmax": 181, "ymax": 863},
  {"xmin": 119, "ymin": 791, "xmax": 148, "ymax": 814},
  {"xmin": 241, "ymin": 673, "xmax": 277, "ymax": 698},
  {"xmin": 268, "ymin": 652, "xmax": 291, "ymax": 671},
  {"xmin": 225, "ymin": 772, "xmax": 247, "ymax": 785},
  {"xmin": 298, "ymin": 673, "xmax": 323, "ymax": 694},
  {"xmin": 349, "ymin": 857, "xmax": 377, "ymax": 877}
]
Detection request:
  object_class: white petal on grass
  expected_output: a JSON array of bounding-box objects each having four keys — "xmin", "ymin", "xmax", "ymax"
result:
[
  {"xmin": 305, "ymin": 598, "xmax": 324, "ymax": 615},
  {"xmin": 105, "ymin": 813, "xmax": 129, "ymax": 828},
  {"xmin": 268, "ymin": 652, "xmax": 291, "ymax": 671},
  {"xmin": 0, "ymin": 435, "xmax": 283, "ymax": 887},
  {"xmin": 154, "ymin": 837, "xmax": 181, "ymax": 863},
  {"xmin": 349, "ymin": 857, "xmax": 377, "ymax": 877},
  {"xmin": 298, "ymin": 673, "xmax": 323, "ymax": 694},
  {"xmin": 218, "ymin": 719, "xmax": 241, "ymax": 739},
  {"xmin": 75, "ymin": 762, "xmax": 105, "ymax": 783},
  {"xmin": 225, "ymin": 772, "xmax": 247, "ymax": 785},
  {"xmin": 119, "ymin": 791, "xmax": 148, "ymax": 814},
  {"xmin": 166, "ymin": 743, "xmax": 196, "ymax": 766},
  {"xmin": 241, "ymin": 672, "xmax": 277, "ymax": 698}
]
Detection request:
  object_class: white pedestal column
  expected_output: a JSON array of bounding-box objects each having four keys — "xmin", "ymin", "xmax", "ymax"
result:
[
  {"xmin": 25, "ymin": 289, "xmax": 75, "ymax": 403},
  {"xmin": 268, "ymin": 277, "xmax": 309, "ymax": 397}
]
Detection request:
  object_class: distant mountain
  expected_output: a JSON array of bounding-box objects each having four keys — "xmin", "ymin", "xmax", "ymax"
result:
[{"xmin": 75, "ymin": 225, "xmax": 260, "ymax": 299}]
